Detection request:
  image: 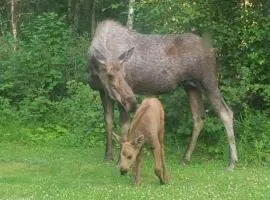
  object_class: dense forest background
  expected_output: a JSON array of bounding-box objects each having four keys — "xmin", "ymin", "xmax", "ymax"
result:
[{"xmin": 0, "ymin": 0, "xmax": 269, "ymax": 165}]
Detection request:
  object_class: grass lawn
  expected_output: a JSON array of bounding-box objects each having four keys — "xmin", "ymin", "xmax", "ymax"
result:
[{"xmin": 0, "ymin": 143, "xmax": 269, "ymax": 200}]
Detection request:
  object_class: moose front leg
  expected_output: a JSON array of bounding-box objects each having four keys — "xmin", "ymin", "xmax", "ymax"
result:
[
  {"xmin": 118, "ymin": 104, "xmax": 130, "ymax": 137},
  {"xmin": 100, "ymin": 90, "xmax": 114, "ymax": 162}
]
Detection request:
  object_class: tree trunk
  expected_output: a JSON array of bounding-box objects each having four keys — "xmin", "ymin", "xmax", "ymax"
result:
[
  {"xmin": 126, "ymin": 0, "xmax": 135, "ymax": 30},
  {"xmin": 11, "ymin": 0, "xmax": 18, "ymax": 40},
  {"xmin": 72, "ymin": 0, "xmax": 81, "ymax": 36},
  {"xmin": 263, "ymin": 0, "xmax": 270, "ymax": 16},
  {"xmin": 0, "ymin": 12, "xmax": 4, "ymax": 37},
  {"xmin": 91, "ymin": 0, "xmax": 96, "ymax": 38},
  {"xmin": 68, "ymin": 0, "xmax": 72, "ymax": 25}
]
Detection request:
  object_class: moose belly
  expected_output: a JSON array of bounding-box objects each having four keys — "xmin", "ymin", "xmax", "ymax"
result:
[{"xmin": 129, "ymin": 68, "xmax": 181, "ymax": 95}]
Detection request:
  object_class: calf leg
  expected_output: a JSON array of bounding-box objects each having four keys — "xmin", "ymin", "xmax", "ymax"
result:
[
  {"xmin": 161, "ymin": 144, "xmax": 169, "ymax": 184},
  {"xmin": 153, "ymin": 144, "xmax": 166, "ymax": 184},
  {"xmin": 207, "ymin": 90, "xmax": 237, "ymax": 170},
  {"xmin": 100, "ymin": 90, "xmax": 114, "ymax": 162},
  {"xmin": 133, "ymin": 149, "xmax": 143, "ymax": 186},
  {"xmin": 183, "ymin": 86, "xmax": 206, "ymax": 164},
  {"xmin": 158, "ymin": 120, "xmax": 169, "ymax": 184}
]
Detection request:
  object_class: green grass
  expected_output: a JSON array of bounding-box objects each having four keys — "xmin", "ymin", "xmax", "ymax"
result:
[{"xmin": 0, "ymin": 143, "xmax": 269, "ymax": 200}]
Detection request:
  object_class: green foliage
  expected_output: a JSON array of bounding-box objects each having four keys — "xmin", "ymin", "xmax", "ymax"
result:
[
  {"xmin": 0, "ymin": 97, "xmax": 17, "ymax": 123},
  {"xmin": 51, "ymin": 81, "xmax": 104, "ymax": 147},
  {"xmin": 236, "ymin": 108, "xmax": 270, "ymax": 165},
  {"xmin": 0, "ymin": 12, "xmax": 102, "ymax": 147},
  {"xmin": 0, "ymin": 81, "xmax": 104, "ymax": 147},
  {"xmin": 0, "ymin": 12, "xmax": 88, "ymax": 103}
]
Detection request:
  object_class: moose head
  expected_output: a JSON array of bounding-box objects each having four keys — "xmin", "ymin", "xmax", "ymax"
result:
[{"xmin": 92, "ymin": 47, "xmax": 137, "ymax": 112}]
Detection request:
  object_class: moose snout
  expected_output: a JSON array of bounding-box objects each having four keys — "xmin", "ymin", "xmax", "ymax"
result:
[
  {"xmin": 120, "ymin": 168, "xmax": 128, "ymax": 175},
  {"xmin": 125, "ymin": 96, "xmax": 137, "ymax": 112}
]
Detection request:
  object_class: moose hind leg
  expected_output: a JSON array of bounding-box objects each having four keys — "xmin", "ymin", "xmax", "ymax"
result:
[
  {"xmin": 100, "ymin": 90, "xmax": 114, "ymax": 162},
  {"xmin": 208, "ymin": 90, "xmax": 238, "ymax": 170},
  {"xmin": 183, "ymin": 86, "xmax": 206, "ymax": 164}
]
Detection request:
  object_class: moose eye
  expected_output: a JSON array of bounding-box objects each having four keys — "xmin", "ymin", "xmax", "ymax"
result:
[
  {"xmin": 99, "ymin": 66, "xmax": 107, "ymax": 73},
  {"xmin": 127, "ymin": 155, "xmax": 132, "ymax": 160},
  {"xmin": 108, "ymin": 74, "xmax": 114, "ymax": 80}
]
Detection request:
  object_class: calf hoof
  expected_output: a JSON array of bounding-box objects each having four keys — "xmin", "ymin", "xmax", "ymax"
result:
[
  {"xmin": 163, "ymin": 176, "xmax": 170, "ymax": 184},
  {"xmin": 160, "ymin": 178, "xmax": 169, "ymax": 185}
]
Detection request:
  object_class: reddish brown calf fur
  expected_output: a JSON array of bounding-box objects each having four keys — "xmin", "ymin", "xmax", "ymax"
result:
[{"xmin": 114, "ymin": 98, "xmax": 169, "ymax": 186}]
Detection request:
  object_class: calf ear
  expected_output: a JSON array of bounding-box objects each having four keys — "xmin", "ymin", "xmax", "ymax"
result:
[
  {"xmin": 132, "ymin": 135, "xmax": 144, "ymax": 148},
  {"xmin": 118, "ymin": 47, "xmax": 134, "ymax": 63},
  {"xmin": 112, "ymin": 132, "xmax": 121, "ymax": 143},
  {"xmin": 93, "ymin": 48, "xmax": 106, "ymax": 64}
]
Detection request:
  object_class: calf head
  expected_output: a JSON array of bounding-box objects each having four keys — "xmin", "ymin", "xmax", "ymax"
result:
[
  {"xmin": 113, "ymin": 133, "xmax": 144, "ymax": 175},
  {"xmin": 92, "ymin": 47, "xmax": 137, "ymax": 112}
]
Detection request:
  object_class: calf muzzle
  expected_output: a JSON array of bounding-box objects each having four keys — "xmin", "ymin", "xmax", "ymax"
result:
[{"xmin": 120, "ymin": 168, "xmax": 128, "ymax": 175}]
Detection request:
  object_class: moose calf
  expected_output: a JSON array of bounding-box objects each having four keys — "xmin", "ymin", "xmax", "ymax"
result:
[{"xmin": 113, "ymin": 98, "xmax": 169, "ymax": 186}]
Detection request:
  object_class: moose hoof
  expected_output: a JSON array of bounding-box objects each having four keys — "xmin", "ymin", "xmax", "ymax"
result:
[
  {"xmin": 134, "ymin": 181, "xmax": 141, "ymax": 187},
  {"xmin": 104, "ymin": 154, "xmax": 113, "ymax": 163},
  {"xmin": 181, "ymin": 158, "xmax": 191, "ymax": 166},
  {"xmin": 225, "ymin": 162, "xmax": 235, "ymax": 172},
  {"xmin": 104, "ymin": 158, "xmax": 113, "ymax": 163}
]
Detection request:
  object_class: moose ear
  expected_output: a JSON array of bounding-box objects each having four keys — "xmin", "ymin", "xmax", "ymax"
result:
[
  {"xmin": 118, "ymin": 47, "xmax": 134, "ymax": 63},
  {"xmin": 93, "ymin": 48, "xmax": 106, "ymax": 64},
  {"xmin": 132, "ymin": 135, "xmax": 144, "ymax": 148},
  {"xmin": 112, "ymin": 132, "xmax": 122, "ymax": 143}
]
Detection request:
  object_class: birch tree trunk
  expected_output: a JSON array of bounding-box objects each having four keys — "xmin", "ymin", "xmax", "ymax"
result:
[
  {"xmin": 127, "ymin": 0, "xmax": 135, "ymax": 30},
  {"xmin": 11, "ymin": 0, "xmax": 17, "ymax": 40}
]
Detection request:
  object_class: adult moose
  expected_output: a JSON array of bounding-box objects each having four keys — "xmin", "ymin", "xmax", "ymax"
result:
[{"xmin": 88, "ymin": 20, "xmax": 238, "ymax": 170}]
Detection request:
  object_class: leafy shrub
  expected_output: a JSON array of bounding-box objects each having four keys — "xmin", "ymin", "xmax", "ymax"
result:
[
  {"xmin": 0, "ymin": 97, "xmax": 17, "ymax": 123},
  {"xmin": 0, "ymin": 13, "xmax": 101, "ymax": 147},
  {"xmin": 52, "ymin": 81, "xmax": 104, "ymax": 147},
  {"xmin": 236, "ymin": 108, "xmax": 270, "ymax": 165},
  {"xmin": 0, "ymin": 97, "xmax": 29, "ymax": 143},
  {"xmin": 0, "ymin": 12, "xmax": 89, "ymax": 103}
]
